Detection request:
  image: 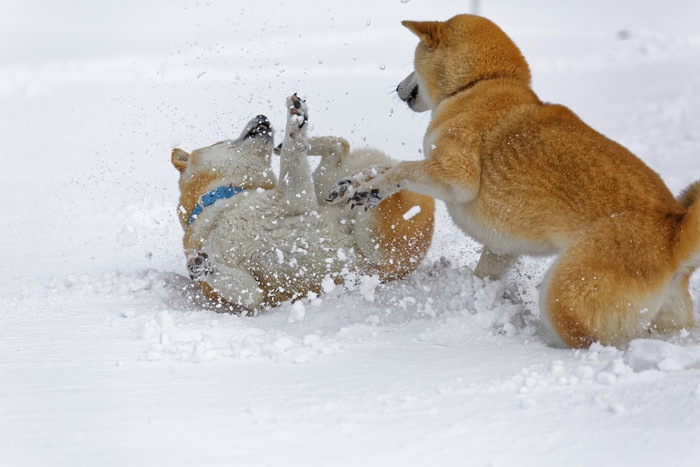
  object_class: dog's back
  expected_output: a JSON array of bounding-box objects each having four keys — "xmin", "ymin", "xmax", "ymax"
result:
[{"xmin": 358, "ymin": 14, "xmax": 700, "ymax": 347}]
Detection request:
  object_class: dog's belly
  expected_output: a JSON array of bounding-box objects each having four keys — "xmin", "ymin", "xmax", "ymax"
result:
[{"xmin": 446, "ymin": 201, "xmax": 558, "ymax": 256}]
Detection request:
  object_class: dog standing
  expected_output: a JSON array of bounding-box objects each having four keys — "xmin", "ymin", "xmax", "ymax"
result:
[
  {"xmin": 334, "ymin": 15, "xmax": 700, "ymax": 347},
  {"xmin": 172, "ymin": 94, "xmax": 434, "ymax": 312}
]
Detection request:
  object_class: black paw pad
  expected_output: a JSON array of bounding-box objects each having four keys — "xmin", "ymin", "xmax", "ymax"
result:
[
  {"xmin": 349, "ymin": 188, "xmax": 383, "ymax": 210},
  {"xmin": 187, "ymin": 251, "xmax": 212, "ymax": 281},
  {"xmin": 327, "ymin": 179, "xmax": 352, "ymax": 202}
]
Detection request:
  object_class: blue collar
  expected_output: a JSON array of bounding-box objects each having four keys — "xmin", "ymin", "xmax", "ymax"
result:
[{"xmin": 187, "ymin": 184, "xmax": 244, "ymax": 225}]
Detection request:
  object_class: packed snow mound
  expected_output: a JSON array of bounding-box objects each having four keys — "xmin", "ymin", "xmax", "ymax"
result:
[
  {"xmin": 13, "ymin": 259, "xmax": 535, "ymax": 363},
  {"xmin": 17, "ymin": 260, "xmax": 700, "ymax": 368},
  {"xmin": 624, "ymin": 338, "xmax": 700, "ymax": 372},
  {"xmin": 135, "ymin": 258, "xmax": 531, "ymax": 363},
  {"xmin": 15, "ymin": 261, "xmax": 700, "ymax": 370}
]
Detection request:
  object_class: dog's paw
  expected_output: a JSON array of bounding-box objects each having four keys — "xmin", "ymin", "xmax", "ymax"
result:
[
  {"xmin": 348, "ymin": 187, "xmax": 384, "ymax": 210},
  {"xmin": 187, "ymin": 251, "xmax": 212, "ymax": 281},
  {"xmin": 328, "ymin": 177, "xmax": 386, "ymax": 210},
  {"xmin": 327, "ymin": 178, "xmax": 353, "ymax": 203},
  {"xmin": 285, "ymin": 93, "xmax": 308, "ymax": 136}
]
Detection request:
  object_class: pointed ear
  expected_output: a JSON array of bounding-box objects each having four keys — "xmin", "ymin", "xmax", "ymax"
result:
[
  {"xmin": 402, "ymin": 20, "xmax": 443, "ymax": 49},
  {"xmin": 171, "ymin": 148, "xmax": 190, "ymax": 172}
]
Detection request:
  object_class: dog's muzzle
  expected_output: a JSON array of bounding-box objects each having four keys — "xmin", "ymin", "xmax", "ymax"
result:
[
  {"xmin": 397, "ymin": 71, "xmax": 430, "ymax": 112},
  {"xmin": 244, "ymin": 114, "xmax": 273, "ymax": 140},
  {"xmin": 397, "ymin": 81, "xmax": 418, "ymax": 105}
]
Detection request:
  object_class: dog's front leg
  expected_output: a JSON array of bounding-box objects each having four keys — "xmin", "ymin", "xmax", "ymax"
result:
[
  {"xmin": 331, "ymin": 157, "xmax": 478, "ymax": 209},
  {"xmin": 330, "ymin": 131, "xmax": 481, "ymax": 208},
  {"xmin": 277, "ymin": 93, "xmax": 318, "ymax": 214},
  {"xmin": 473, "ymin": 249, "xmax": 517, "ymax": 280}
]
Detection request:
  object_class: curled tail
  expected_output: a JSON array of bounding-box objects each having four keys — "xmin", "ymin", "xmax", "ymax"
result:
[{"xmin": 676, "ymin": 180, "xmax": 700, "ymax": 268}]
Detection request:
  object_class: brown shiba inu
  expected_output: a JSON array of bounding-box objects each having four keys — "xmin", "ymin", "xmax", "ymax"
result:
[
  {"xmin": 172, "ymin": 94, "xmax": 434, "ymax": 313},
  {"xmin": 332, "ymin": 15, "xmax": 700, "ymax": 347}
]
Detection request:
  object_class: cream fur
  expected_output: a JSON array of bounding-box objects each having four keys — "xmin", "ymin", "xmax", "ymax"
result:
[{"xmin": 172, "ymin": 96, "xmax": 434, "ymax": 312}]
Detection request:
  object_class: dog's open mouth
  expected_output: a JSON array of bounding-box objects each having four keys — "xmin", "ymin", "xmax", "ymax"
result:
[
  {"xmin": 244, "ymin": 115, "xmax": 273, "ymax": 140},
  {"xmin": 396, "ymin": 75, "xmax": 421, "ymax": 110},
  {"xmin": 405, "ymin": 85, "xmax": 419, "ymax": 107}
]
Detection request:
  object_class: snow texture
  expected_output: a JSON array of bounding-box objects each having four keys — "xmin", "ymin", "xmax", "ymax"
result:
[{"xmin": 1, "ymin": 1, "xmax": 700, "ymax": 466}]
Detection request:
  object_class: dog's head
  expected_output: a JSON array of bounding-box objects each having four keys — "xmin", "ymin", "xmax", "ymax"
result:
[
  {"xmin": 171, "ymin": 114, "xmax": 277, "ymax": 227},
  {"xmin": 397, "ymin": 14, "xmax": 531, "ymax": 112},
  {"xmin": 172, "ymin": 114, "xmax": 274, "ymax": 176}
]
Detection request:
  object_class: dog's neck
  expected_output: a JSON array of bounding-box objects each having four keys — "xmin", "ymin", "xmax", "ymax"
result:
[
  {"xmin": 186, "ymin": 184, "xmax": 245, "ymax": 226},
  {"xmin": 178, "ymin": 154, "xmax": 277, "ymax": 230}
]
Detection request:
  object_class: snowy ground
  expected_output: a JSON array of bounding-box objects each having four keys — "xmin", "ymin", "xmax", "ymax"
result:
[{"xmin": 2, "ymin": 1, "xmax": 700, "ymax": 466}]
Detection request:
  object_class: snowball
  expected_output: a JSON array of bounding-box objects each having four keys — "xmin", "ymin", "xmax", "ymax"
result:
[
  {"xmin": 288, "ymin": 301, "xmax": 306, "ymax": 323},
  {"xmin": 624, "ymin": 339, "xmax": 700, "ymax": 372},
  {"xmin": 402, "ymin": 205, "xmax": 421, "ymax": 220},
  {"xmin": 359, "ymin": 275, "xmax": 381, "ymax": 302},
  {"xmin": 322, "ymin": 276, "xmax": 336, "ymax": 293}
]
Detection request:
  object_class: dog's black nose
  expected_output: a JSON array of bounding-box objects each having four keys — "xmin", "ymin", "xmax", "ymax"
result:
[
  {"xmin": 255, "ymin": 115, "xmax": 270, "ymax": 127},
  {"xmin": 244, "ymin": 114, "xmax": 273, "ymax": 140}
]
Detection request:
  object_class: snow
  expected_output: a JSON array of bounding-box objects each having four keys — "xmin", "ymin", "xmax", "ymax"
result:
[
  {"xmin": 2, "ymin": 0, "xmax": 700, "ymax": 466},
  {"xmin": 403, "ymin": 205, "xmax": 421, "ymax": 220}
]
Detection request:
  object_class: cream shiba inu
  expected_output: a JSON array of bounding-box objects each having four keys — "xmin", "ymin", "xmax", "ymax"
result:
[
  {"xmin": 172, "ymin": 94, "xmax": 434, "ymax": 313},
  {"xmin": 333, "ymin": 15, "xmax": 700, "ymax": 347}
]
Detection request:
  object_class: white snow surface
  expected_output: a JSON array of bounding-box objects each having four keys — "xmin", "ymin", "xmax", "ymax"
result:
[{"xmin": 2, "ymin": 1, "xmax": 700, "ymax": 466}]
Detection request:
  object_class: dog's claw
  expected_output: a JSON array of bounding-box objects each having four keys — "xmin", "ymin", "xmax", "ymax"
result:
[
  {"xmin": 347, "ymin": 188, "xmax": 383, "ymax": 210},
  {"xmin": 327, "ymin": 179, "xmax": 353, "ymax": 203},
  {"xmin": 187, "ymin": 251, "xmax": 212, "ymax": 281}
]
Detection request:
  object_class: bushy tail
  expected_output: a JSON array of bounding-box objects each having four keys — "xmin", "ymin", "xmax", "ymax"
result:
[{"xmin": 676, "ymin": 180, "xmax": 700, "ymax": 268}]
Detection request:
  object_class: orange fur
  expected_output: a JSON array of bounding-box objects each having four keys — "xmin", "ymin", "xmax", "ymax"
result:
[
  {"xmin": 390, "ymin": 14, "xmax": 700, "ymax": 347},
  {"xmin": 368, "ymin": 190, "xmax": 435, "ymax": 281}
]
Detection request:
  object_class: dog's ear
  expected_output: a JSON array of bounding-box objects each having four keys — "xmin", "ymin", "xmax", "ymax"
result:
[
  {"xmin": 402, "ymin": 20, "xmax": 443, "ymax": 49},
  {"xmin": 171, "ymin": 148, "xmax": 190, "ymax": 172}
]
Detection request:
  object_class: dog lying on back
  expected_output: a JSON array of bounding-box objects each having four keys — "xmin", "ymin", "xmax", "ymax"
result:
[
  {"xmin": 171, "ymin": 94, "xmax": 434, "ymax": 313},
  {"xmin": 333, "ymin": 15, "xmax": 700, "ymax": 347}
]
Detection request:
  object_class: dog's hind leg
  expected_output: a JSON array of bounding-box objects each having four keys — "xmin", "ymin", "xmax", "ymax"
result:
[
  {"xmin": 651, "ymin": 270, "xmax": 695, "ymax": 335},
  {"xmin": 276, "ymin": 93, "xmax": 318, "ymax": 214},
  {"xmin": 307, "ymin": 137, "xmax": 352, "ymax": 202},
  {"xmin": 541, "ymin": 233, "xmax": 669, "ymax": 348},
  {"xmin": 275, "ymin": 136, "xmax": 349, "ymax": 158},
  {"xmin": 307, "ymin": 136, "xmax": 350, "ymax": 158}
]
